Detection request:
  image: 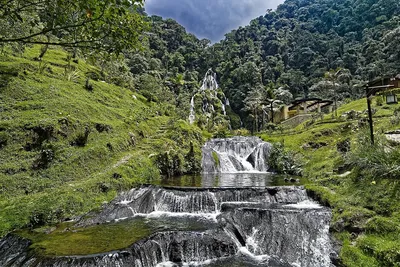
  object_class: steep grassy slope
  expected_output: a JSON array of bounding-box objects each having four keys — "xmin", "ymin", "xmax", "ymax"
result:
[
  {"xmin": 0, "ymin": 47, "xmax": 205, "ymax": 236},
  {"xmin": 262, "ymin": 98, "xmax": 400, "ymax": 266}
]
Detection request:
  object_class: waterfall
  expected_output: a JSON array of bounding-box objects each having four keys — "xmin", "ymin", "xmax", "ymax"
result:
[
  {"xmin": 221, "ymin": 100, "xmax": 226, "ymax": 116},
  {"xmin": 200, "ymin": 69, "xmax": 219, "ymax": 92},
  {"xmin": 189, "ymin": 69, "xmax": 223, "ymax": 124},
  {"xmin": 189, "ymin": 96, "xmax": 195, "ymax": 124},
  {"xmin": 0, "ymin": 185, "xmax": 335, "ymax": 267},
  {"xmin": 76, "ymin": 186, "xmax": 309, "ymax": 226},
  {"xmin": 0, "ymin": 136, "xmax": 337, "ymax": 267},
  {"xmin": 202, "ymin": 136, "xmax": 272, "ymax": 173}
]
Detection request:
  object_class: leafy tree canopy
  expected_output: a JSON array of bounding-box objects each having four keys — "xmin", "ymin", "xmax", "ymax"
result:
[{"xmin": 0, "ymin": 0, "xmax": 147, "ymax": 53}]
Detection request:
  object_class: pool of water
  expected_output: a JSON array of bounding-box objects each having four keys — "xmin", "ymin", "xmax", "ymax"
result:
[{"xmin": 158, "ymin": 173, "xmax": 307, "ymax": 188}]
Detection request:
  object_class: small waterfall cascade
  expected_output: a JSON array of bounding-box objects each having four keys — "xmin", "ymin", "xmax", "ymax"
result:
[
  {"xmin": 200, "ymin": 69, "xmax": 219, "ymax": 92},
  {"xmin": 77, "ymin": 185, "xmax": 310, "ymax": 225},
  {"xmin": 188, "ymin": 69, "xmax": 228, "ymax": 124},
  {"xmin": 202, "ymin": 136, "xmax": 273, "ymax": 173},
  {"xmin": 0, "ymin": 185, "xmax": 335, "ymax": 267},
  {"xmin": 0, "ymin": 137, "xmax": 337, "ymax": 267}
]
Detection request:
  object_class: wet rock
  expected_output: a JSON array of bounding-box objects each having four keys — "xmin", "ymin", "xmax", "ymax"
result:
[{"xmin": 0, "ymin": 186, "xmax": 334, "ymax": 267}]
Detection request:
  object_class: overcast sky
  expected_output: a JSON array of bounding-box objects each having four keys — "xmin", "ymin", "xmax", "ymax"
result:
[{"xmin": 145, "ymin": 0, "xmax": 285, "ymax": 42}]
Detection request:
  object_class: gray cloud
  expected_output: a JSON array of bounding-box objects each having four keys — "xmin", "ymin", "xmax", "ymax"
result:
[{"xmin": 145, "ymin": 0, "xmax": 284, "ymax": 42}]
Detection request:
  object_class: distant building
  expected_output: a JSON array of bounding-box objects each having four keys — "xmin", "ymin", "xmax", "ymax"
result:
[
  {"xmin": 366, "ymin": 75, "xmax": 400, "ymax": 104},
  {"xmin": 274, "ymin": 98, "xmax": 333, "ymax": 127}
]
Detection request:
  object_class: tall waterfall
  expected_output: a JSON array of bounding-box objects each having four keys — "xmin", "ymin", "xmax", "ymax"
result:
[
  {"xmin": 189, "ymin": 69, "xmax": 226, "ymax": 124},
  {"xmin": 202, "ymin": 136, "xmax": 272, "ymax": 173},
  {"xmin": 189, "ymin": 96, "xmax": 195, "ymax": 124}
]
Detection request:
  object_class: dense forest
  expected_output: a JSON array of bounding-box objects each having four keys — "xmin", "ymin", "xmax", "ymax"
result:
[
  {"xmin": 2, "ymin": 0, "xmax": 399, "ymax": 130},
  {"xmin": 207, "ymin": 0, "xmax": 400, "ymax": 124},
  {"xmin": 1, "ymin": 1, "xmax": 400, "ymax": 266},
  {"xmin": 129, "ymin": 0, "xmax": 400, "ymax": 130}
]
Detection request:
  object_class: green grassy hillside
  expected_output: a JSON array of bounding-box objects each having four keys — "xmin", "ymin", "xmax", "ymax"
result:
[
  {"xmin": 1, "ymin": 46, "xmax": 400, "ymax": 266},
  {"xmin": 262, "ymin": 98, "xmax": 400, "ymax": 266},
  {"xmin": 0, "ymin": 46, "xmax": 205, "ymax": 236}
]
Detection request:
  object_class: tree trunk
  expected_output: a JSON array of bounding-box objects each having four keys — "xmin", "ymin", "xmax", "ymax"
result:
[
  {"xmin": 334, "ymin": 96, "xmax": 338, "ymax": 117},
  {"xmin": 38, "ymin": 36, "xmax": 50, "ymax": 60},
  {"xmin": 270, "ymin": 102, "xmax": 274, "ymax": 123}
]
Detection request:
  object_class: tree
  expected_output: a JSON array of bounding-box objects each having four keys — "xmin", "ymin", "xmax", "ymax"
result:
[
  {"xmin": 243, "ymin": 86, "xmax": 265, "ymax": 133},
  {"xmin": 309, "ymin": 68, "xmax": 352, "ymax": 117},
  {"xmin": 0, "ymin": 0, "xmax": 146, "ymax": 54}
]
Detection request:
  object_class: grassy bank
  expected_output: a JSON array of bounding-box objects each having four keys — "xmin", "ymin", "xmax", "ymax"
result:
[
  {"xmin": 261, "ymin": 98, "xmax": 400, "ymax": 266},
  {"xmin": 0, "ymin": 47, "xmax": 205, "ymax": 236}
]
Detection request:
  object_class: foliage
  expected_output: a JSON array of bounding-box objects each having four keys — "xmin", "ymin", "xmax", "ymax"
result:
[
  {"xmin": 268, "ymin": 142, "xmax": 302, "ymax": 175},
  {"xmin": 154, "ymin": 150, "xmax": 184, "ymax": 178},
  {"xmin": 204, "ymin": 0, "xmax": 400, "ymax": 129},
  {"xmin": 0, "ymin": 46, "xmax": 207, "ymax": 237},
  {"xmin": 263, "ymin": 96, "xmax": 400, "ymax": 266},
  {"xmin": 0, "ymin": 0, "xmax": 147, "ymax": 54},
  {"xmin": 346, "ymin": 133, "xmax": 400, "ymax": 180},
  {"xmin": 212, "ymin": 151, "xmax": 220, "ymax": 168}
]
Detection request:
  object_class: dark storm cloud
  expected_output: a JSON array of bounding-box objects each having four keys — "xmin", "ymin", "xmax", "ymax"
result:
[{"xmin": 145, "ymin": 0, "xmax": 284, "ymax": 42}]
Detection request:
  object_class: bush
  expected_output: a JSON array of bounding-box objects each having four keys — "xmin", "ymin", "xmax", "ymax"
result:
[
  {"xmin": 70, "ymin": 126, "xmax": 90, "ymax": 147},
  {"xmin": 32, "ymin": 148, "xmax": 55, "ymax": 170},
  {"xmin": 0, "ymin": 132, "xmax": 8, "ymax": 148},
  {"xmin": 345, "ymin": 132, "xmax": 400, "ymax": 180},
  {"xmin": 154, "ymin": 150, "xmax": 184, "ymax": 177},
  {"xmin": 268, "ymin": 142, "xmax": 303, "ymax": 175},
  {"xmin": 375, "ymin": 96, "xmax": 384, "ymax": 106}
]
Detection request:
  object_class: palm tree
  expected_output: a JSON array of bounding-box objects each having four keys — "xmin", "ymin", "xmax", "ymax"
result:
[
  {"xmin": 243, "ymin": 87, "xmax": 266, "ymax": 133},
  {"xmin": 323, "ymin": 68, "xmax": 352, "ymax": 117}
]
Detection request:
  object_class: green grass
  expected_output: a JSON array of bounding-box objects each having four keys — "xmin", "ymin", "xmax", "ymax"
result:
[
  {"xmin": 260, "ymin": 97, "xmax": 400, "ymax": 266},
  {"xmin": 0, "ymin": 46, "xmax": 205, "ymax": 237},
  {"xmin": 2, "ymin": 46, "xmax": 400, "ymax": 265}
]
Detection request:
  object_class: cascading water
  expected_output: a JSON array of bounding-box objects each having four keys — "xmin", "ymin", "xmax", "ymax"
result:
[
  {"xmin": 202, "ymin": 136, "xmax": 273, "ymax": 173},
  {"xmin": 0, "ymin": 185, "xmax": 336, "ymax": 267},
  {"xmin": 0, "ymin": 137, "xmax": 337, "ymax": 267},
  {"xmin": 189, "ymin": 69, "xmax": 227, "ymax": 124},
  {"xmin": 189, "ymin": 96, "xmax": 195, "ymax": 124},
  {"xmin": 200, "ymin": 69, "xmax": 219, "ymax": 92}
]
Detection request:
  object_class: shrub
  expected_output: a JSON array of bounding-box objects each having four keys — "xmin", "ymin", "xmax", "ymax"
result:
[
  {"xmin": 0, "ymin": 132, "xmax": 8, "ymax": 148},
  {"xmin": 345, "ymin": 132, "xmax": 400, "ymax": 180},
  {"xmin": 184, "ymin": 142, "xmax": 201, "ymax": 173},
  {"xmin": 268, "ymin": 142, "xmax": 303, "ymax": 175},
  {"xmin": 154, "ymin": 150, "xmax": 184, "ymax": 177},
  {"xmin": 375, "ymin": 95, "xmax": 383, "ymax": 106},
  {"xmin": 70, "ymin": 126, "xmax": 90, "ymax": 147},
  {"xmin": 32, "ymin": 148, "xmax": 55, "ymax": 170}
]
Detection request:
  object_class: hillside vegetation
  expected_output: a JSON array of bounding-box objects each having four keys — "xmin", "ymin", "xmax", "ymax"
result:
[
  {"xmin": 0, "ymin": 46, "xmax": 206, "ymax": 236},
  {"xmin": 262, "ymin": 97, "xmax": 400, "ymax": 266},
  {"xmin": 1, "ymin": 0, "xmax": 400, "ymax": 266}
]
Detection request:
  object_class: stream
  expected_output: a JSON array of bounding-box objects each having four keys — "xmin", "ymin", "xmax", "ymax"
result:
[{"xmin": 0, "ymin": 137, "xmax": 336, "ymax": 267}]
